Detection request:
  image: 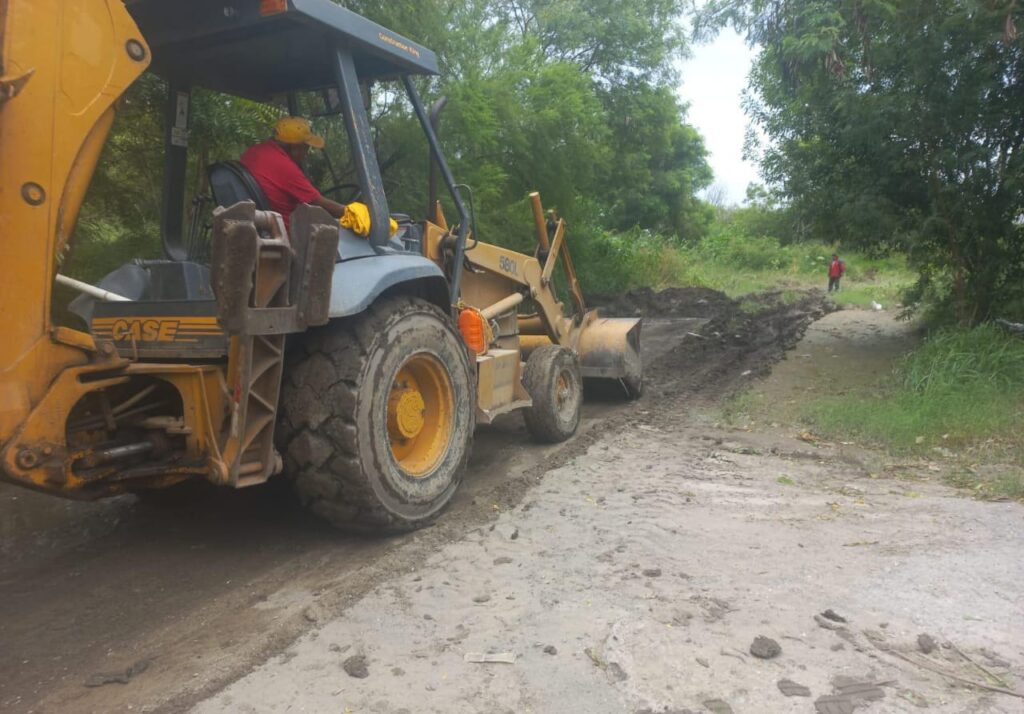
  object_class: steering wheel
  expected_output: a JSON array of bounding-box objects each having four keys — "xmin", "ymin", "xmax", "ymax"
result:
[{"xmin": 322, "ymin": 183, "xmax": 362, "ymax": 203}]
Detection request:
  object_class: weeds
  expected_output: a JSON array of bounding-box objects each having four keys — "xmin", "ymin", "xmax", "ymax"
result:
[
  {"xmin": 574, "ymin": 222, "xmax": 914, "ymax": 301},
  {"xmin": 806, "ymin": 325, "xmax": 1024, "ymax": 499},
  {"xmin": 946, "ymin": 466, "xmax": 1024, "ymax": 501},
  {"xmin": 572, "ymin": 227, "xmax": 701, "ymax": 295},
  {"xmin": 898, "ymin": 326, "xmax": 1024, "ymax": 393}
]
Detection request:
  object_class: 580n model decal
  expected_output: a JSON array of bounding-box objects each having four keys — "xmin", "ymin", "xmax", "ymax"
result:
[
  {"xmin": 91, "ymin": 316, "xmax": 223, "ymax": 343},
  {"xmin": 498, "ymin": 256, "xmax": 519, "ymax": 276}
]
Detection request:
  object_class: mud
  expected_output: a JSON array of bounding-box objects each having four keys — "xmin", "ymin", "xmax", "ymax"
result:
[
  {"xmin": 2, "ymin": 290, "xmax": 1021, "ymax": 714},
  {"xmin": 638, "ymin": 288, "xmax": 836, "ymax": 404},
  {"xmin": 589, "ymin": 286, "xmax": 737, "ymax": 319}
]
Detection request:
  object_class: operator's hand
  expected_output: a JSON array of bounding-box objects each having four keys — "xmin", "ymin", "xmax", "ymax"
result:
[{"xmin": 340, "ymin": 202, "xmax": 398, "ymax": 238}]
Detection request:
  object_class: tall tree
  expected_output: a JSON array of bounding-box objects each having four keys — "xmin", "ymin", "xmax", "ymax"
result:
[
  {"xmin": 344, "ymin": 0, "xmax": 712, "ymax": 243},
  {"xmin": 703, "ymin": 0, "xmax": 1024, "ymax": 322},
  {"xmin": 69, "ymin": 0, "xmax": 713, "ymax": 282},
  {"xmin": 600, "ymin": 81, "xmax": 714, "ymax": 240}
]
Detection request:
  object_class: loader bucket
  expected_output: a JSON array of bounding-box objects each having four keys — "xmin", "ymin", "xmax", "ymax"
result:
[{"xmin": 576, "ymin": 317, "xmax": 643, "ymax": 392}]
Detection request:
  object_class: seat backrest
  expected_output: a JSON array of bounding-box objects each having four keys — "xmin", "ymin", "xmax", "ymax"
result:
[{"xmin": 208, "ymin": 161, "xmax": 270, "ymax": 210}]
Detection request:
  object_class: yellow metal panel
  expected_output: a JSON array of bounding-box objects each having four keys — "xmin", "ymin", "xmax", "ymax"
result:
[
  {"xmin": 0, "ymin": 380, "xmax": 30, "ymax": 441},
  {"xmin": 423, "ymin": 221, "xmax": 447, "ymax": 262},
  {"xmin": 0, "ymin": 0, "xmax": 149, "ymax": 447},
  {"xmin": 476, "ymin": 349, "xmax": 518, "ymax": 412},
  {"xmin": 57, "ymin": 107, "xmax": 116, "ymax": 255},
  {"xmin": 50, "ymin": 326, "xmax": 98, "ymax": 353},
  {"xmin": 460, "ymin": 240, "xmax": 575, "ymax": 343},
  {"xmin": 1, "ymin": 364, "xmax": 130, "ymax": 489},
  {"xmin": 476, "ymin": 354, "xmax": 495, "ymax": 410},
  {"xmin": 1, "ymin": 361, "xmax": 228, "ymax": 493},
  {"xmin": 0, "ymin": 337, "xmax": 90, "ymax": 428}
]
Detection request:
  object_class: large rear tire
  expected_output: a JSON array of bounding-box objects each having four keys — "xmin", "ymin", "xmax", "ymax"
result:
[
  {"xmin": 522, "ymin": 345, "xmax": 582, "ymax": 443},
  {"xmin": 278, "ymin": 296, "xmax": 474, "ymax": 533}
]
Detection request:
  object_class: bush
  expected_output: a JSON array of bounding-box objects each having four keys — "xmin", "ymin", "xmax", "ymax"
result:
[
  {"xmin": 697, "ymin": 229, "xmax": 789, "ymax": 271},
  {"xmin": 899, "ymin": 326, "xmax": 1024, "ymax": 394},
  {"xmin": 571, "ymin": 226, "xmax": 695, "ymax": 295}
]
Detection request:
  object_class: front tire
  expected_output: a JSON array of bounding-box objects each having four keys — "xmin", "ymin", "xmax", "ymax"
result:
[
  {"xmin": 278, "ymin": 296, "xmax": 474, "ymax": 532},
  {"xmin": 522, "ymin": 345, "xmax": 582, "ymax": 443}
]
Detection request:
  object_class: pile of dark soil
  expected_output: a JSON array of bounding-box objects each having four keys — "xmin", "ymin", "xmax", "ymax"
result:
[
  {"xmin": 640, "ymin": 288, "xmax": 836, "ymax": 402},
  {"xmin": 589, "ymin": 286, "xmax": 737, "ymax": 319}
]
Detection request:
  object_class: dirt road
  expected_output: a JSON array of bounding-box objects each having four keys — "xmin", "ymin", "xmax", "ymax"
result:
[{"xmin": 2, "ymin": 294, "xmax": 1021, "ymax": 713}]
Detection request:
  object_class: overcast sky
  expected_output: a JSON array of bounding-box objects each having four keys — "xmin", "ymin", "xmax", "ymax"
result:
[{"xmin": 676, "ymin": 28, "xmax": 760, "ymax": 206}]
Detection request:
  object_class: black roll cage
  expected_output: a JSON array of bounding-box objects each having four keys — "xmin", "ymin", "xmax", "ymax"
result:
[{"xmin": 127, "ymin": 0, "xmax": 470, "ymax": 303}]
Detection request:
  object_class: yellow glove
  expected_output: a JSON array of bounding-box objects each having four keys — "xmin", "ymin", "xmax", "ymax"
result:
[{"xmin": 340, "ymin": 202, "xmax": 398, "ymax": 238}]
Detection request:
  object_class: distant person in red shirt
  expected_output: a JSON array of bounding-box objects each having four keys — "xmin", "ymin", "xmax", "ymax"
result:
[
  {"xmin": 240, "ymin": 117, "xmax": 347, "ymax": 226},
  {"xmin": 828, "ymin": 253, "xmax": 846, "ymax": 292}
]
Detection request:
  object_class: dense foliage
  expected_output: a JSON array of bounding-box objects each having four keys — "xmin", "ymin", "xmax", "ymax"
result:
[
  {"xmin": 701, "ymin": 0, "xmax": 1024, "ymax": 323},
  {"xmin": 68, "ymin": 0, "xmax": 713, "ymax": 282}
]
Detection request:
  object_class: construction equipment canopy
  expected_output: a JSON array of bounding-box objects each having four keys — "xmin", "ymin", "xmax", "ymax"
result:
[{"xmin": 125, "ymin": 0, "xmax": 440, "ymax": 100}]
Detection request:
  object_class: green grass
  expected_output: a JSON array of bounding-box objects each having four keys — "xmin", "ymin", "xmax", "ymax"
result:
[
  {"xmin": 572, "ymin": 227, "xmax": 699, "ymax": 295},
  {"xmin": 684, "ymin": 230, "xmax": 913, "ymax": 302},
  {"xmin": 574, "ymin": 223, "xmax": 915, "ymax": 302},
  {"xmin": 806, "ymin": 325, "xmax": 1024, "ymax": 499},
  {"xmin": 828, "ymin": 280, "xmax": 906, "ymax": 310}
]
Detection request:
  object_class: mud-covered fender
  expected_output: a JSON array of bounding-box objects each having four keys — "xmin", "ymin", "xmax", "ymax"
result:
[{"xmin": 328, "ymin": 253, "xmax": 449, "ymax": 318}]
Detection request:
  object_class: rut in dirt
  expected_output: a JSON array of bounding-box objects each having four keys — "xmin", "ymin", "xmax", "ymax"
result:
[{"xmin": 595, "ymin": 286, "xmax": 836, "ymax": 404}]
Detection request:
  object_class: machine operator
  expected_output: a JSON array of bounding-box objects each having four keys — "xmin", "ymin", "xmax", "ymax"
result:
[{"xmin": 241, "ymin": 116, "xmax": 392, "ymax": 237}]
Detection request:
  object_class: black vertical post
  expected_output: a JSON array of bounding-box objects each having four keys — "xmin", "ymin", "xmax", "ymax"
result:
[
  {"xmin": 427, "ymin": 96, "xmax": 447, "ymax": 218},
  {"xmin": 332, "ymin": 46, "xmax": 390, "ymax": 249},
  {"xmin": 403, "ymin": 77, "xmax": 469, "ymax": 305},
  {"xmin": 161, "ymin": 82, "xmax": 190, "ymax": 261}
]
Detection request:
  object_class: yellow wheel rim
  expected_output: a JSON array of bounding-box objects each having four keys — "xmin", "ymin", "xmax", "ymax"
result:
[
  {"xmin": 554, "ymin": 371, "xmax": 577, "ymax": 418},
  {"xmin": 556, "ymin": 373, "xmax": 570, "ymax": 408},
  {"xmin": 388, "ymin": 353, "xmax": 454, "ymax": 478}
]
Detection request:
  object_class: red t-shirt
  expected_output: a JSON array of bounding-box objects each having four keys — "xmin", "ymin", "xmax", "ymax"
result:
[
  {"xmin": 829, "ymin": 259, "xmax": 845, "ymax": 278},
  {"xmin": 240, "ymin": 140, "xmax": 321, "ymax": 225}
]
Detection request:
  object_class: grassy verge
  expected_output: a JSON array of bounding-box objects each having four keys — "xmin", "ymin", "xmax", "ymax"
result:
[
  {"xmin": 805, "ymin": 325, "xmax": 1024, "ymax": 500},
  {"xmin": 683, "ymin": 228, "xmax": 912, "ymax": 306},
  {"xmin": 573, "ymin": 224, "xmax": 914, "ymax": 306}
]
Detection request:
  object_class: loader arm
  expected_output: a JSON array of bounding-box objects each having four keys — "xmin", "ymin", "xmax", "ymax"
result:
[
  {"xmin": 460, "ymin": 239, "xmax": 582, "ymax": 345},
  {"xmin": 449, "ymin": 193, "xmax": 643, "ymax": 393},
  {"xmin": 447, "ymin": 193, "xmax": 588, "ymax": 348}
]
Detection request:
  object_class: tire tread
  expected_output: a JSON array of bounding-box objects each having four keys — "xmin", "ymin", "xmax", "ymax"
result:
[
  {"xmin": 522, "ymin": 345, "xmax": 582, "ymax": 443},
  {"xmin": 278, "ymin": 296, "xmax": 472, "ymax": 532}
]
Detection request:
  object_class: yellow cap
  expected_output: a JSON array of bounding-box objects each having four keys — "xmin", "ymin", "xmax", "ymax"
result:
[{"xmin": 273, "ymin": 116, "xmax": 325, "ymax": 149}]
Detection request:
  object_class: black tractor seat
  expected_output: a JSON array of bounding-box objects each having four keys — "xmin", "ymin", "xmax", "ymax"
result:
[{"xmin": 208, "ymin": 160, "xmax": 270, "ymax": 210}]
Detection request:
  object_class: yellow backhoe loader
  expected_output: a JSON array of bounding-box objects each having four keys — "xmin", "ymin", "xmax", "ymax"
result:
[{"xmin": 0, "ymin": 0, "xmax": 642, "ymax": 531}]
